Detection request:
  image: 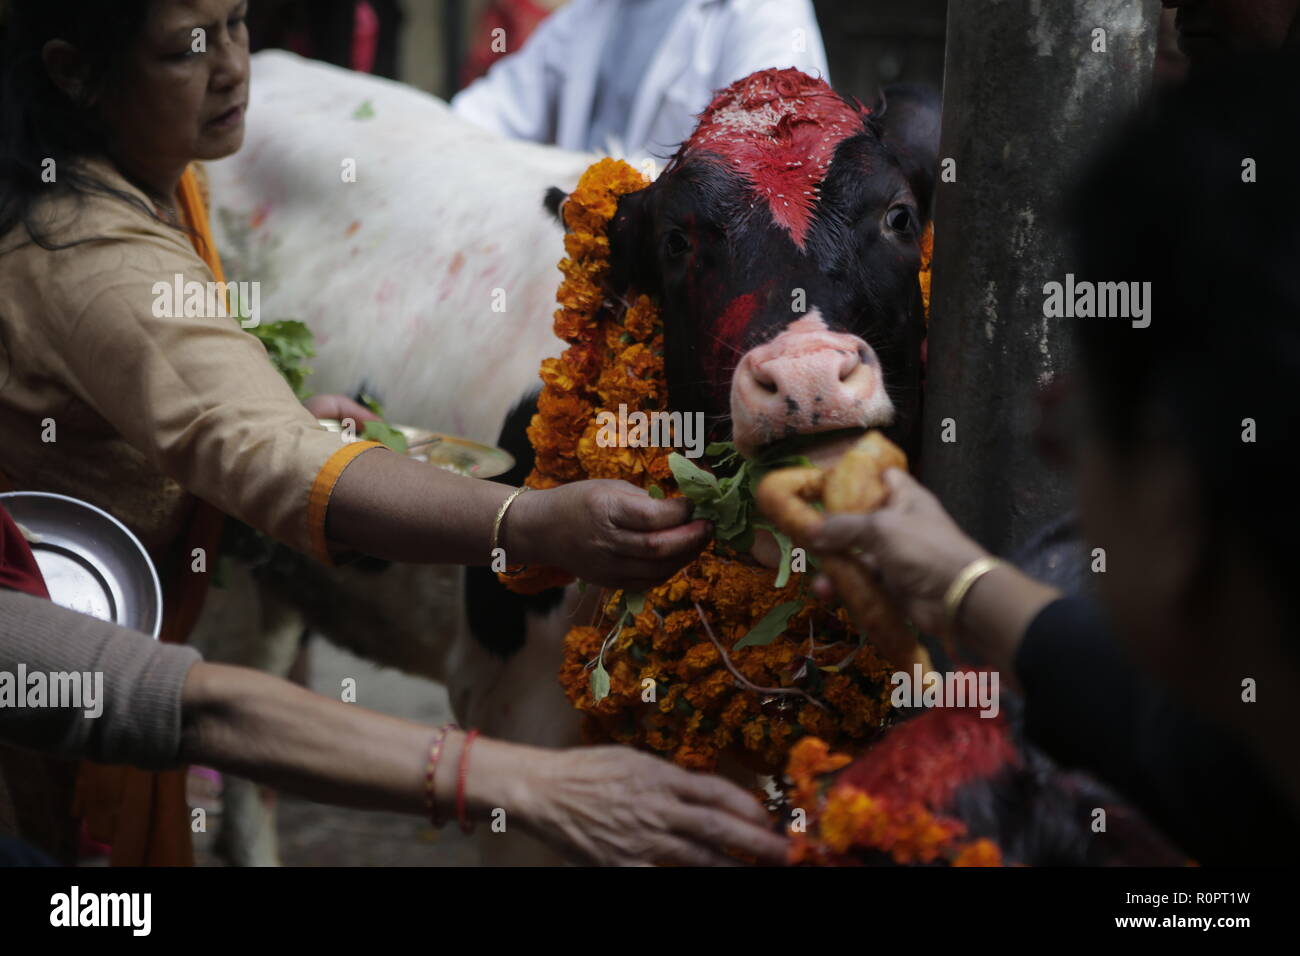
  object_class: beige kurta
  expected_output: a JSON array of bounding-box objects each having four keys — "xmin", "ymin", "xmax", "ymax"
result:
[{"xmin": 0, "ymin": 156, "xmax": 376, "ymax": 564}]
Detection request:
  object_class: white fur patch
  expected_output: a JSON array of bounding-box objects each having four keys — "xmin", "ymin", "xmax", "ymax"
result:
[{"xmin": 207, "ymin": 51, "xmax": 593, "ymax": 443}]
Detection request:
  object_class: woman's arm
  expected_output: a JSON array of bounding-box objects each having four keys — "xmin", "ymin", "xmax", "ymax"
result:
[
  {"xmin": 0, "ymin": 588, "xmax": 199, "ymax": 768},
  {"xmin": 0, "ymin": 588, "xmax": 785, "ymax": 865},
  {"xmin": 181, "ymin": 659, "xmax": 788, "ymax": 866},
  {"xmin": 40, "ymin": 248, "xmax": 708, "ymax": 587},
  {"xmin": 327, "ymin": 452, "xmax": 710, "ymax": 590}
]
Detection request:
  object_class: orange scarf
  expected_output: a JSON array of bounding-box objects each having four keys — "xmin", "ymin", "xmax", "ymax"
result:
[{"xmin": 70, "ymin": 165, "xmax": 229, "ymax": 866}]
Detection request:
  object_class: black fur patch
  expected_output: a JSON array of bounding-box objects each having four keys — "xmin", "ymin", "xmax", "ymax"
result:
[{"xmin": 464, "ymin": 392, "xmax": 566, "ymax": 657}]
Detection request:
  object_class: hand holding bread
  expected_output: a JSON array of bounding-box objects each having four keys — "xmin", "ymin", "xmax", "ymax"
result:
[{"xmin": 756, "ymin": 432, "xmax": 926, "ymax": 668}]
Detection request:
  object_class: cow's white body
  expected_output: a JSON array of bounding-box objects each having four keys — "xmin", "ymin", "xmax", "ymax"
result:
[
  {"xmin": 196, "ymin": 51, "xmax": 593, "ymax": 865},
  {"xmin": 210, "ymin": 50, "xmax": 585, "ymax": 443}
]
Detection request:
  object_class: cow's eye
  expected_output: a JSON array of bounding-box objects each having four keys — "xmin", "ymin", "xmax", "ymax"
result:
[
  {"xmin": 885, "ymin": 205, "xmax": 914, "ymax": 236},
  {"xmin": 664, "ymin": 229, "xmax": 690, "ymax": 260}
]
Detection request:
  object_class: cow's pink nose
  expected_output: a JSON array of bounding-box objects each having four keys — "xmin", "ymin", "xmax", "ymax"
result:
[{"xmin": 730, "ymin": 313, "xmax": 895, "ymax": 458}]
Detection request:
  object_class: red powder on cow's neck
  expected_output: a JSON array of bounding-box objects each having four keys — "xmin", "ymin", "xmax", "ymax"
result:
[
  {"xmin": 837, "ymin": 708, "xmax": 1018, "ymax": 812},
  {"xmin": 681, "ymin": 68, "xmax": 869, "ymax": 250}
]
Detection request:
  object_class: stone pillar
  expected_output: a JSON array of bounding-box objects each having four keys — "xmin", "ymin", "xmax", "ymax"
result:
[{"xmin": 921, "ymin": 0, "xmax": 1160, "ymax": 556}]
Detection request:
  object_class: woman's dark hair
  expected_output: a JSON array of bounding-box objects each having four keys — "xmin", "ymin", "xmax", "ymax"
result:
[
  {"xmin": 1068, "ymin": 55, "xmax": 1300, "ymax": 632},
  {"xmin": 0, "ymin": 0, "xmax": 155, "ymax": 249}
]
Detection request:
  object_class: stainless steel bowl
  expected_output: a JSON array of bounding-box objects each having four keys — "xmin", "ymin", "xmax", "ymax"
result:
[{"xmin": 0, "ymin": 491, "xmax": 163, "ymax": 639}]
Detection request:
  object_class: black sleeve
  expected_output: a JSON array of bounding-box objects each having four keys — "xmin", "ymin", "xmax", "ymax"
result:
[{"xmin": 1015, "ymin": 596, "xmax": 1299, "ymax": 864}]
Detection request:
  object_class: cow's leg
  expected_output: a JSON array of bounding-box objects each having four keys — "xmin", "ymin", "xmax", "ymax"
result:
[
  {"xmin": 444, "ymin": 583, "xmax": 599, "ymax": 865},
  {"xmin": 189, "ymin": 562, "xmax": 305, "ymax": 866},
  {"xmin": 213, "ymin": 775, "xmax": 281, "ymax": 867}
]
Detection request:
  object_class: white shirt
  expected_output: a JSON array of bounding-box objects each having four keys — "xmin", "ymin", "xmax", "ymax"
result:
[{"xmin": 451, "ymin": 0, "xmax": 831, "ymax": 161}]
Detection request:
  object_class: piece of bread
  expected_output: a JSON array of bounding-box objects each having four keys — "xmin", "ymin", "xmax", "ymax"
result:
[{"xmin": 757, "ymin": 431, "xmax": 923, "ymax": 668}]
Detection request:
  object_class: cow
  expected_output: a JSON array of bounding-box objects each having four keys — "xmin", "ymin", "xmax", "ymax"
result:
[
  {"xmin": 469, "ymin": 70, "xmax": 941, "ymax": 658},
  {"xmin": 463, "ymin": 69, "xmax": 943, "ymax": 861},
  {"xmin": 200, "ymin": 54, "xmax": 942, "ymax": 866}
]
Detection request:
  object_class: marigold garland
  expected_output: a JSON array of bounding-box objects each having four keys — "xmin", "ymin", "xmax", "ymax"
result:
[
  {"xmin": 785, "ymin": 736, "xmax": 1003, "ymax": 867},
  {"xmin": 504, "ymin": 158, "xmax": 935, "ymax": 774}
]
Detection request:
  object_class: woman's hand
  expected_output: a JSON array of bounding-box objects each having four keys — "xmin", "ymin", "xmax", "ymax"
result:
[
  {"xmin": 512, "ymin": 746, "xmax": 789, "ymax": 866},
  {"xmin": 510, "ymin": 480, "xmax": 711, "ymax": 592},
  {"xmin": 810, "ymin": 468, "xmax": 987, "ymax": 635},
  {"xmin": 303, "ymin": 394, "xmax": 381, "ymax": 425}
]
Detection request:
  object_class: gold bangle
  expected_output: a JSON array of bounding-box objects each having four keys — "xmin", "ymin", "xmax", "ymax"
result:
[
  {"xmin": 942, "ymin": 556, "xmax": 1005, "ymax": 636},
  {"xmin": 491, "ymin": 486, "xmax": 530, "ymax": 574}
]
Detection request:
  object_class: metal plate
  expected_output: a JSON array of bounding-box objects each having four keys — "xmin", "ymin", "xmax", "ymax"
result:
[
  {"xmin": 0, "ymin": 492, "xmax": 163, "ymax": 639},
  {"xmin": 317, "ymin": 420, "xmax": 515, "ymax": 479}
]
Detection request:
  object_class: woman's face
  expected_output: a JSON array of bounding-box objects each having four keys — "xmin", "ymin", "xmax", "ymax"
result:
[{"xmin": 102, "ymin": 0, "xmax": 250, "ymax": 177}]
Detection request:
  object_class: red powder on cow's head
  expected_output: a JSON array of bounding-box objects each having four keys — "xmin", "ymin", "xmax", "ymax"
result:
[
  {"xmin": 712, "ymin": 292, "xmax": 759, "ymax": 367},
  {"xmin": 680, "ymin": 68, "xmax": 870, "ymax": 250}
]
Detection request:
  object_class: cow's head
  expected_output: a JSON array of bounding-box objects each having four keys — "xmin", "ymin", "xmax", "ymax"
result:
[{"xmin": 550, "ymin": 69, "xmax": 940, "ymax": 466}]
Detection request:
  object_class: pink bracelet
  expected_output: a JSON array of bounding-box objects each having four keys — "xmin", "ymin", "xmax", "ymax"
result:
[
  {"xmin": 457, "ymin": 729, "xmax": 480, "ymax": 835},
  {"xmin": 424, "ymin": 723, "xmax": 458, "ymax": 828}
]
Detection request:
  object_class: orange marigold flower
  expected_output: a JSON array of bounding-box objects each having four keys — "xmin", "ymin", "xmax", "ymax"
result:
[
  {"xmin": 820, "ymin": 787, "xmax": 879, "ymax": 854},
  {"xmin": 673, "ymin": 737, "xmax": 717, "ymax": 771},
  {"xmin": 564, "ymin": 230, "xmax": 609, "ymax": 262},
  {"xmin": 681, "ymin": 641, "xmax": 720, "ymax": 675},
  {"xmin": 553, "ymin": 307, "xmax": 601, "ymax": 344},
  {"xmin": 885, "ymin": 804, "xmax": 962, "ymax": 865},
  {"xmin": 918, "ymin": 223, "xmax": 935, "ymax": 321},
  {"xmin": 623, "ymin": 294, "xmax": 659, "ymax": 341},
  {"xmin": 537, "ymin": 356, "xmax": 578, "ymax": 392},
  {"xmin": 787, "ymin": 737, "xmax": 853, "ymax": 781},
  {"xmin": 952, "ymin": 838, "xmax": 1003, "ymax": 867},
  {"xmin": 741, "ymin": 719, "xmax": 767, "ymax": 752},
  {"xmin": 646, "ymin": 452, "xmax": 674, "ymax": 482}
]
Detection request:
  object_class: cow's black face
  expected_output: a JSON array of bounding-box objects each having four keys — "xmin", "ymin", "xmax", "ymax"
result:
[{"xmin": 560, "ymin": 70, "xmax": 939, "ymax": 465}]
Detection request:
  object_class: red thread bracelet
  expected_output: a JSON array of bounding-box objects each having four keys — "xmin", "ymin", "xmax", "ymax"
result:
[
  {"xmin": 424, "ymin": 723, "xmax": 458, "ymax": 828},
  {"xmin": 456, "ymin": 728, "xmax": 480, "ymax": 834}
]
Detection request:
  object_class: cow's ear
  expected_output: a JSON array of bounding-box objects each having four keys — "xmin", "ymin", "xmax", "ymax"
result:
[
  {"xmin": 874, "ymin": 83, "xmax": 942, "ymax": 223},
  {"xmin": 605, "ymin": 187, "xmax": 658, "ymax": 298},
  {"xmin": 544, "ymin": 186, "xmax": 568, "ymax": 228}
]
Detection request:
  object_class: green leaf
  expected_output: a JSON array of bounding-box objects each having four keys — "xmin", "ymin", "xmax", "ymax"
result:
[
  {"xmin": 591, "ymin": 661, "xmax": 611, "ymax": 701},
  {"xmin": 755, "ymin": 522, "xmax": 795, "ymax": 588},
  {"xmin": 734, "ymin": 600, "xmax": 802, "ymax": 650},
  {"xmin": 710, "ymin": 474, "xmax": 746, "ymax": 535},
  {"xmin": 647, "ymin": 484, "xmax": 665, "ymax": 499},
  {"xmin": 362, "ymin": 420, "xmax": 409, "ymax": 454},
  {"xmin": 353, "ymin": 100, "xmax": 376, "ymax": 120},
  {"xmin": 706, "ymin": 441, "xmax": 740, "ymax": 468},
  {"xmin": 247, "ymin": 319, "xmax": 317, "ymax": 401},
  {"xmin": 668, "ymin": 441, "xmax": 808, "ymax": 567},
  {"xmin": 727, "ymin": 523, "xmax": 756, "ymax": 554},
  {"xmin": 357, "ymin": 391, "xmax": 386, "ymax": 417},
  {"xmin": 668, "ymin": 452, "xmax": 719, "ymax": 502}
]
